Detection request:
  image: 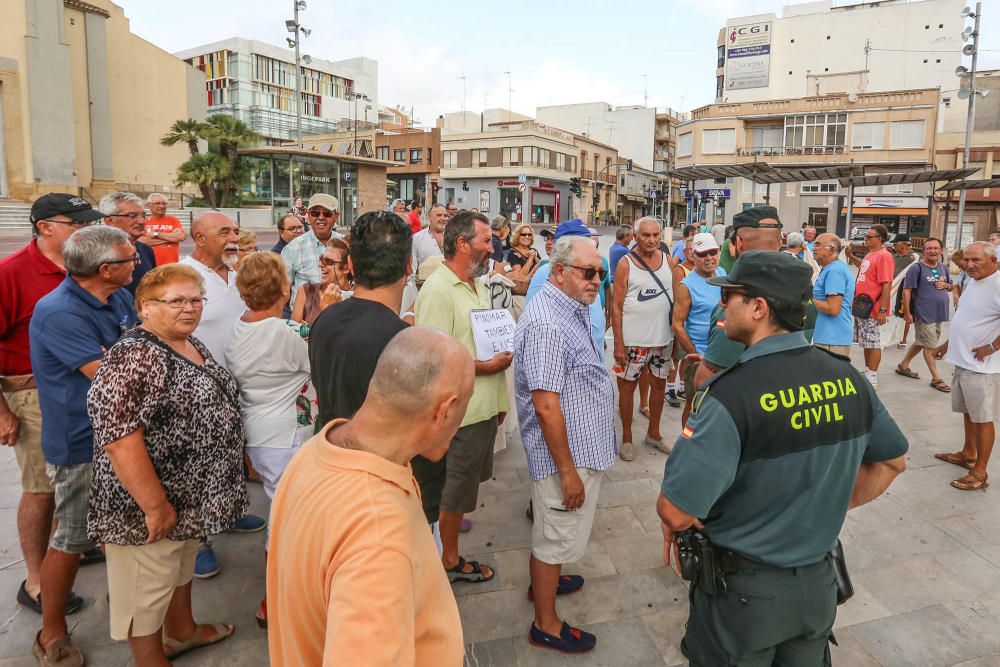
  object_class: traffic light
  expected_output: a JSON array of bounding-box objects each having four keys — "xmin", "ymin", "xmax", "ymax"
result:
[
  {"xmin": 593, "ymin": 189, "xmax": 600, "ymax": 205},
  {"xmin": 569, "ymin": 177, "xmax": 581, "ymax": 196}
]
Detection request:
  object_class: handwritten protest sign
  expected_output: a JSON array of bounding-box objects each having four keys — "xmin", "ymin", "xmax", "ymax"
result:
[{"xmin": 470, "ymin": 308, "xmax": 516, "ymax": 361}]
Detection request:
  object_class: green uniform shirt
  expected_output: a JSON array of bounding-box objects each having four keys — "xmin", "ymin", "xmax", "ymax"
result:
[
  {"xmin": 415, "ymin": 263, "xmax": 508, "ymax": 427},
  {"xmin": 719, "ymin": 240, "xmax": 737, "ymax": 273},
  {"xmin": 703, "ymin": 302, "xmax": 818, "ymax": 369},
  {"xmin": 661, "ymin": 333, "xmax": 908, "ymax": 567}
]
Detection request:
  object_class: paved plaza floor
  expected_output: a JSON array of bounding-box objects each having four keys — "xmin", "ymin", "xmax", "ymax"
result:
[{"xmin": 0, "ymin": 344, "xmax": 998, "ymax": 666}]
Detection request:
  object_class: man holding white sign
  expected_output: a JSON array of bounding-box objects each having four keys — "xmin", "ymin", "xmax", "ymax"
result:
[
  {"xmin": 416, "ymin": 211, "xmax": 510, "ymax": 585},
  {"xmin": 513, "ymin": 235, "xmax": 616, "ymax": 654}
]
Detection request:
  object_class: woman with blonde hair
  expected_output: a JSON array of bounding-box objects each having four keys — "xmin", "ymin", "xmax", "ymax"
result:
[
  {"xmin": 235, "ymin": 230, "xmax": 258, "ymax": 269},
  {"xmin": 88, "ymin": 264, "xmax": 246, "ymax": 664}
]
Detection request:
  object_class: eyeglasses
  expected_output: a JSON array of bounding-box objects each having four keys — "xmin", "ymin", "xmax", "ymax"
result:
[
  {"xmin": 865, "ymin": 233, "xmax": 881, "ymax": 239},
  {"xmin": 695, "ymin": 248, "xmax": 720, "ymax": 258},
  {"xmin": 148, "ymin": 297, "xmax": 208, "ymax": 310},
  {"xmin": 567, "ymin": 265, "xmax": 607, "ymax": 281},
  {"xmin": 720, "ymin": 288, "xmax": 751, "ymax": 305},
  {"xmin": 108, "ymin": 212, "xmax": 148, "ymax": 220},
  {"xmin": 104, "ymin": 253, "xmax": 141, "ymax": 266},
  {"xmin": 319, "ymin": 256, "xmax": 348, "ymax": 267},
  {"xmin": 284, "ymin": 225, "xmax": 305, "ymax": 233},
  {"xmin": 40, "ymin": 219, "xmax": 95, "ymax": 228},
  {"xmin": 309, "ymin": 209, "xmax": 336, "ymax": 218}
]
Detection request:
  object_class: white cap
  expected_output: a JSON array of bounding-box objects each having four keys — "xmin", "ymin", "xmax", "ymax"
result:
[{"xmin": 692, "ymin": 232, "xmax": 720, "ymax": 253}]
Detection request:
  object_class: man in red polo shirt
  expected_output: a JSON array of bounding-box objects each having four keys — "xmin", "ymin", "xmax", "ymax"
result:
[
  {"xmin": 408, "ymin": 199, "xmax": 424, "ymax": 234},
  {"xmin": 140, "ymin": 192, "xmax": 186, "ymax": 265},
  {"xmin": 0, "ymin": 194, "xmax": 101, "ymax": 615}
]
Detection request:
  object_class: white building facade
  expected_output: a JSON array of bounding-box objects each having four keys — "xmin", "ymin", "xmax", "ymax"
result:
[
  {"xmin": 175, "ymin": 38, "xmax": 378, "ymax": 144},
  {"xmin": 536, "ymin": 102, "xmax": 657, "ymax": 171},
  {"xmin": 716, "ymin": 0, "xmax": 964, "ymax": 103}
]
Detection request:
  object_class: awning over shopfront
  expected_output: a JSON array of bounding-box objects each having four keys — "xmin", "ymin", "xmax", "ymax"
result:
[
  {"xmin": 839, "ymin": 207, "xmax": 928, "ymax": 216},
  {"xmin": 838, "ymin": 168, "xmax": 978, "ymax": 189},
  {"xmin": 937, "ymin": 177, "xmax": 1000, "ymax": 192},
  {"xmin": 623, "ymin": 194, "xmax": 646, "ymax": 203}
]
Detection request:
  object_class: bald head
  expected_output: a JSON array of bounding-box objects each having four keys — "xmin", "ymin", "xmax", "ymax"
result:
[
  {"xmin": 812, "ymin": 233, "xmax": 842, "ymax": 266},
  {"xmin": 190, "ymin": 211, "xmax": 239, "ymax": 267},
  {"xmin": 368, "ymin": 327, "xmax": 474, "ymax": 420},
  {"xmin": 191, "ymin": 211, "xmax": 235, "ymax": 239}
]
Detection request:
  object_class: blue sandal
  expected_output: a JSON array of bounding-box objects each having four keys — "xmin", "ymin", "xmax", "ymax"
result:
[{"xmin": 447, "ymin": 556, "xmax": 495, "ymax": 584}]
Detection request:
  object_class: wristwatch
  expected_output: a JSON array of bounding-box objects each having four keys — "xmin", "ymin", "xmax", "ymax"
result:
[
  {"xmin": 879, "ymin": 307, "xmax": 888, "ymax": 313},
  {"xmin": 152, "ymin": 230, "xmax": 160, "ymax": 239}
]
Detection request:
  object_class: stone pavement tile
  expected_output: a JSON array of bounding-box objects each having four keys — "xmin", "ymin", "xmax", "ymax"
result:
[
  {"xmin": 841, "ymin": 494, "xmax": 923, "ymax": 536},
  {"xmin": 829, "ymin": 629, "xmax": 882, "ymax": 666},
  {"xmin": 850, "ymin": 604, "xmax": 998, "ymax": 667},
  {"xmin": 482, "ymin": 541, "xmax": 618, "ymax": 599},
  {"xmin": 602, "ymin": 449, "xmax": 669, "ymax": 482},
  {"xmin": 886, "ymin": 465, "xmax": 992, "ymax": 522},
  {"xmin": 628, "ymin": 500, "xmax": 666, "ymax": 535},
  {"xmin": 933, "ymin": 509, "xmax": 1000, "ymax": 549},
  {"xmin": 638, "ymin": 606, "xmax": 688, "ymax": 665},
  {"xmin": 457, "ymin": 587, "xmax": 536, "ymax": 643},
  {"xmin": 839, "ymin": 521, "xmax": 963, "ymax": 573},
  {"xmin": 482, "ymin": 467, "xmax": 531, "ymax": 494},
  {"xmin": 833, "ymin": 581, "xmax": 894, "ymax": 629},
  {"xmin": 548, "ymin": 569, "xmax": 687, "ymax": 629},
  {"xmin": 458, "ymin": 515, "xmax": 534, "ymax": 554},
  {"xmin": 976, "ymin": 545, "xmax": 1000, "ymax": 568},
  {"xmin": 600, "ymin": 532, "xmax": 668, "ymax": 573},
  {"xmin": 0, "ymin": 657, "xmax": 35, "ymax": 667},
  {"xmin": 464, "ymin": 636, "xmax": 520, "ymax": 667},
  {"xmin": 595, "ymin": 478, "xmax": 660, "ymax": 509},
  {"xmin": 589, "ymin": 506, "xmax": 645, "ymax": 541},
  {"xmin": 515, "ymin": 617, "xmax": 667, "ymax": 667},
  {"xmin": 0, "ymin": 487, "xmax": 22, "ymax": 512},
  {"xmin": 853, "ymin": 555, "xmax": 979, "ymax": 615},
  {"xmin": 953, "ymin": 655, "xmax": 1000, "ymax": 667},
  {"xmin": 942, "ymin": 593, "xmax": 1000, "ymax": 654}
]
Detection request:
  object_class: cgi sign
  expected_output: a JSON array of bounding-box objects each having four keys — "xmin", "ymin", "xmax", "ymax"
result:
[{"xmin": 725, "ymin": 20, "xmax": 772, "ymax": 91}]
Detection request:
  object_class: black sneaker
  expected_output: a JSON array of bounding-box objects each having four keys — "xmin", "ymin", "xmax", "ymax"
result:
[
  {"xmin": 17, "ymin": 581, "xmax": 84, "ymax": 615},
  {"xmin": 665, "ymin": 389, "xmax": 681, "ymax": 408},
  {"xmin": 677, "ymin": 389, "xmax": 687, "ymax": 401},
  {"xmin": 529, "ymin": 621, "xmax": 596, "ymax": 653}
]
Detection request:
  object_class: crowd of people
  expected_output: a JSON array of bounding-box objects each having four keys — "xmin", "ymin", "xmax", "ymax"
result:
[{"xmin": 0, "ymin": 188, "xmax": 995, "ymax": 665}]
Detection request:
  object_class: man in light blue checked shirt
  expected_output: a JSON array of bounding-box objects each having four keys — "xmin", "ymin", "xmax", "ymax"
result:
[
  {"xmin": 513, "ymin": 236, "xmax": 616, "ymax": 655},
  {"xmin": 280, "ymin": 193, "xmax": 342, "ymax": 306}
]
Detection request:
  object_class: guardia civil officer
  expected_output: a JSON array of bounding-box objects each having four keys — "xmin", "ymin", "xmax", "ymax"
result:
[{"xmin": 657, "ymin": 251, "xmax": 908, "ymax": 666}]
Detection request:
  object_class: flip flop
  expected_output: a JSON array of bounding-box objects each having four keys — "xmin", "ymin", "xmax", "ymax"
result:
[
  {"xmin": 952, "ymin": 471, "xmax": 989, "ymax": 491},
  {"xmin": 639, "ymin": 406, "xmax": 651, "ymax": 418},
  {"xmin": 930, "ymin": 379, "xmax": 951, "ymax": 393},
  {"xmin": 935, "ymin": 452, "xmax": 976, "ymax": 470},
  {"xmin": 163, "ymin": 623, "xmax": 234, "ymax": 660},
  {"xmin": 895, "ymin": 365, "xmax": 919, "ymax": 379},
  {"xmin": 447, "ymin": 556, "xmax": 495, "ymax": 584}
]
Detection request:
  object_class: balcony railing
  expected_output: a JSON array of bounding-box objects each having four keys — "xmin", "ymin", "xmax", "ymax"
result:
[
  {"xmin": 581, "ymin": 169, "xmax": 594, "ymax": 181},
  {"xmin": 737, "ymin": 145, "xmax": 846, "ymax": 157}
]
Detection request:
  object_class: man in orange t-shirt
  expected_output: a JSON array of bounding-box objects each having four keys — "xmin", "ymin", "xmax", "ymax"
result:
[
  {"xmin": 140, "ymin": 193, "xmax": 186, "ymax": 265},
  {"xmin": 267, "ymin": 326, "xmax": 473, "ymax": 667},
  {"xmin": 849, "ymin": 223, "xmax": 894, "ymax": 389}
]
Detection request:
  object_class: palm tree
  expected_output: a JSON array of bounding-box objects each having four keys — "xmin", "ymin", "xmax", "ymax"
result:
[
  {"xmin": 175, "ymin": 153, "xmax": 226, "ymax": 208},
  {"xmin": 161, "ymin": 118, "xmax": 208, "ymax": 157},
  {"xmin": 202, "ymin": 115, "xmax": 261, "ymax": 206}
]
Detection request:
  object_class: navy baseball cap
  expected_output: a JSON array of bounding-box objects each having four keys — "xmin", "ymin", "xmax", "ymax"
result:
[
  {"xmin": 30, "ymin": 193, "xmax": 104, "ymax": 224},
  {"xmin": 553, "ymin": 219, "xmax": 598, "ymax": 241}
]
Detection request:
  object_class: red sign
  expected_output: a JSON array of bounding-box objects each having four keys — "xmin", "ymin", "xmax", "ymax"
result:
[
  {"xmin": 497, "ymin": 180, "xmax": 520, "ymax": 187},
  {"xmin": 537, "ymin": 181, "xmax": 555, "ymax": 190}
]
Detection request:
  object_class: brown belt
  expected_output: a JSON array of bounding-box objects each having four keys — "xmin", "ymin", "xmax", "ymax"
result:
[{"xmin": 0, "ymin": 375, "xmax": 36, "ymax": 392}]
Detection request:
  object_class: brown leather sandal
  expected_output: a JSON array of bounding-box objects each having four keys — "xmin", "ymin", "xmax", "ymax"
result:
[
  {"xmin": 951, "ymin": 471, "xmax": 989, "ymax": 491},
  {"xmin": 934, "ymin": 452, "xmax": 976, "ymax": 470}
]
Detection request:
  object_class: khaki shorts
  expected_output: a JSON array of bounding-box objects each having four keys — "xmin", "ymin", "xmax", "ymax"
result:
[
  {"xmin": 106, "ymin": 538, "xmax": 200, "ymax": 640},
  {"xmin": 3, "ymin": 389, "xmax": 53, "ymax": 493},
  {"xmin": 440, "ymin": 417, "xmax": 498, "ymax": 515},
  {"xmin": 914, "ymin": 321, "xmax": 942, "ymax": 349},
  {"xmin": 531, "ymin": 468, "xmax": 602, "ymax": 565},
  {"xmin": 46, "ymin": 462, "xmax": 94, "ymax": 554},
  {"xmin": 814, "ymin": 343, "xmax": 851, "ymax": 358},
  {"xmin": 952, "ymin": 366, "xmax": 1000, "ymax": 424}
]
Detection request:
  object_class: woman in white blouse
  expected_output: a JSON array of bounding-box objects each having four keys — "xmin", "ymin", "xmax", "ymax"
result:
[{"xmin": 225, "ymin": 252, "xmax": 311, "ymax": 629}]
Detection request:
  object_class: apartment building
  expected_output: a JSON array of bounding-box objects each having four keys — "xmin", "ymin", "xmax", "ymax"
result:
[
  {"xmin": 437, "ymin": 119, "xmax": 580, "ymax": 224},
  {"xmin": 715, "ymin": 0, "xmax": 963, "ymax": 103},
  {"xmin": 375, "ymin": 127, "xmax": 441, "ymax": 204},
  {"xmin": 571, "ymin": 134, "xmax": 618, "ymax": 226},
  {"xmin": 175, "ymin": 38, "xmax": 378, "ymax": 144},
  {"xmin": 676, "ymin": 87, "xmax": 939, "ymax": 236}
]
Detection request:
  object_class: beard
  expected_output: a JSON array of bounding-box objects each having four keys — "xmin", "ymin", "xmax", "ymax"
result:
[{"xmin": 470, "ymin": 261, "xmax": 489, "ymax": 278}]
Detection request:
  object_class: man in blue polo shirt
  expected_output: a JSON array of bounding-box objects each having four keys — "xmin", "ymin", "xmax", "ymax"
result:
[
  {"xmin": 29, "ymin": 225, "xmax": 137, "ymax": 666},
  {"xmin": 812, "ymin": 233, "xmax": 855, "ymax": 357}
]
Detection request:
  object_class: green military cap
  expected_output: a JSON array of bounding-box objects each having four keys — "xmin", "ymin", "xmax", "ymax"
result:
[
  {"xmin": 733, "ymin": 205, "xmax": 781, "ymax": 230},
  {"xmin": 708, "ymin": 250, "xmax": 812, "ymax": 303}
]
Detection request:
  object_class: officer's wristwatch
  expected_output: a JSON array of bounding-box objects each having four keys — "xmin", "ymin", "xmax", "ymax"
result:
[{"xmin": 153, "ymin": 230, "xmax": 160, "ymax": 238}]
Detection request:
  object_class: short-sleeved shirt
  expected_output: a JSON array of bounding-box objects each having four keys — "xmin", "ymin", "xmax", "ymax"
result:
[
  {"xmin": 813, "ymin": 260, "xmax": 856, "ymax": 346},
  {"xmin": 178, "ymin": 256, "xmax": 245, "ymax": 371},
  {"xmin": 87, "ymin": 329, "xmax": 248, "ymax": 544},
  {"xmin": 514, "ymin": 282, "xmax": 616, "ymax": 480},
  {"xmin": 416, "ymin": 264, "xmax": 508, "ymax": 427},
  {"xmin": 126, "ymin": 241, "xmax": 157, "ymax": 295},
  {"xmin": 855, "ymin": 247, "xmax": 893, "ymax": 315},
  {"xmin": 281, "ymin": 231, "xmax": 327, "ymax": 305},
  {"xmin": 704, "ymin": 301, "xmax": 819, "ymax": 369},
  {"xmin": 893, "ymin": 252, "xmax": 917, "ymax": 279},
  {"xmin": 661, "ymin": 333, "xmax": 908, "ymax": 567},
  {"xmin": 902, "ymin": 261, "xmax": 951, "ymax": 324},
  {"xmin": 0, "ymin": 240, "xmax": 66, "ymax": 375},
  {"xmin": 609, "ymin": 242, "xmax": 630, "ymax": 282},
  {"xmin": 527, "ymin": 263, "xmax": 605, "ymax": 360},
  {"xmin": 490, "ymin": 235, "xmax": 506, "ymax": 262},
  {"xmin": 411, "ymin": 228, "xmax": 443, "ymax": 274},
  {"xmin": 144, "ymin": 215, "xmax": 184, "ymax": 265},
  {"xmin": 946, "ymin": 270, "xmax": 1000, "ymax": 373},
  {"xmin": 408, "ymin": 210, "xmax": 423, "ymax": 235},
  {"xmin": 29, "ymin": 277, "xmax": 137, "ymax": 465}
]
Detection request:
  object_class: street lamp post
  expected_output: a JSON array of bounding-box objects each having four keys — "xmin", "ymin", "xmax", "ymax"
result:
[
  {"xmin": 286, "ymin": 1, "xmax": 310, "ymax": 146},
  {"xmin": 956, "ymin": 2, "xmax": 983, "ymax": 247}
]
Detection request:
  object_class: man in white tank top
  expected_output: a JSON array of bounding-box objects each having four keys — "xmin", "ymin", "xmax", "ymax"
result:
[{"xmin": 611, "ymin": 218, "xmax": 676, "ymax": 461}]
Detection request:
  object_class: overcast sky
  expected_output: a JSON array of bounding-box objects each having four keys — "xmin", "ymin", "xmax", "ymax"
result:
[{"xmin": 121, "ymin": 0, "xmax": 999, "ymax": 126}]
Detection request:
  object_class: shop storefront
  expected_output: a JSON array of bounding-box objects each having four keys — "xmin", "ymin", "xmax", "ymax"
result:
[
  {"xmin": 237, "ymin": 148, "xmax": 389, "ymax": 227},
  {"xmin": 838, "ymin": 195, "xmax": 930, "ymax": 239},
  {"xmin": 438, "ymin": 177, "xmax": 570, "ymax": 224}
]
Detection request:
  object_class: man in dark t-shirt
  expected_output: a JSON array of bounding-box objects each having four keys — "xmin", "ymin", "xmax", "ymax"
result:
[{"xmin": 308, "ymin": 211, "xmax": 445, "ymax": 524}]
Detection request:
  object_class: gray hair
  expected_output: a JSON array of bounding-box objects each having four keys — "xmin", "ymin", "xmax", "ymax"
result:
[
  {"xmin": 615, "ymin": 224, "xmax": 633, "ymax": 241},
  {"xmin": 966, "ymin": 240, "xmax": 997, "ymax": 259},
  {"xmin": 98, "ymin": 191, "xmax": 144, "ymax": 217},
  {"xmin": 786, "ymin": 231, "xmax": 804, "ymax": 249},
  {"xmin": 62, "ymin": 225, "xmax": 132, "ymax": 277},
  {"xmin": 634, "ymin": 216, "xmax": 660, "ymax": 233},
  {"xmin": 549, "ymin": 236, "xmax": 594, "ymax": 268},
  {"xmin": 490, "ymin": 215, "xmax": 511, "ymax": 232},
  {"xmin": 146, "ymin": 192, "xmax": 168, "ymax": 205},
  {"xmin": 388, "ymin": 198, "xmax": 405, "ymax": 211}
]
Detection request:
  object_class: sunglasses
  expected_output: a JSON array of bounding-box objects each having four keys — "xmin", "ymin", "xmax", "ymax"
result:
[
  {"xmin": 319, "ymin": 256, "xmax": 348, "ymax": 267},
  {"xmin": 695, "ymin": 248, "xmax": 720, "ymax": 258},
  {"xmin": 309, "ymin": 209, "xmax": 336, "ymax": 218},
  {"xmin": 568, "ymin": 265, "xmax": 607, "ymax": 281},
  {"xmin": 720, "ymin": 288, "xmax": 752, "ymax": 305}
]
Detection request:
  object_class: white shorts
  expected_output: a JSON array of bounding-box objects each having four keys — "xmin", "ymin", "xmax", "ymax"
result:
[
  {"xmin": 952, "ymin": 366, "xmax": 1000, "ymax": 424},
  {"xmin": 530, "ymin": 468, "xmax": 603, "ymax": 565}
]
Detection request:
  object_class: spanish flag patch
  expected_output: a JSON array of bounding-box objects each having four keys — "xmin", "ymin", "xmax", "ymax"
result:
[
  {"xmin": 717, "ymin": 320, "xmax": 726, "ymax": 328},
  {"xmin": 682, "ymin": 426, "xmax": 694, "ymax": 438}
]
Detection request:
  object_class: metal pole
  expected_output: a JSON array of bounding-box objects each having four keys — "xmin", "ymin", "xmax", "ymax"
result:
[
  {"xmin": 293, "ymin": 0, "xmax": 302, "ymax": 146},
  {"xmin": 956, "ymin": 1, "xmax": 981, "ymax": 248},
  {"xmin": 666, "ymin": 177, "xmax": 672, "ymax": 229},
  {"xmin": 845, "ymin": 182, "xmax": 855, "ymax": 238}
]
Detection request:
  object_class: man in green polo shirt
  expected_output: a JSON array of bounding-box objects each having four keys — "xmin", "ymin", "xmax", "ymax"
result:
[
  {"xmin": 416, "ymin": 210, "xmax": 510, "ymax": 584},
  {"xmin": 658, "ymin": 251, "xmax": 908, "ymax": 665}
]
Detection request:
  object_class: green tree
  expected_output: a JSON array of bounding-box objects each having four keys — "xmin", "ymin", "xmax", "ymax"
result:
[
  {"xmin": 202, "ymin": 115, "xmax": 260, "ymax": 206},
  {"xmin": 175, "ymin": 152, "xmax": 226, "ymax": 208},
  {"xmin": 160, "ymin": 118, "xmax": 207, "ymax": 157}
]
